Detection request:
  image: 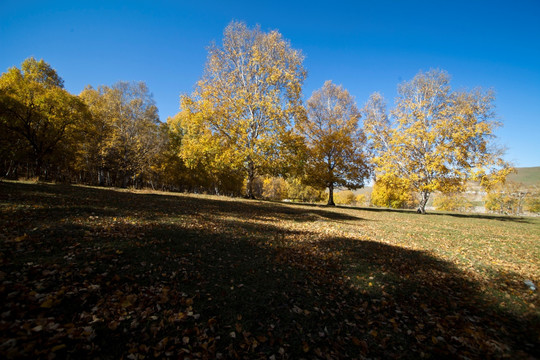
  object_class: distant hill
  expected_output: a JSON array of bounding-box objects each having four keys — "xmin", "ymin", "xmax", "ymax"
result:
[{"xmin": 507, "ymin": 166, "xmax": 540, "ymax": 186}]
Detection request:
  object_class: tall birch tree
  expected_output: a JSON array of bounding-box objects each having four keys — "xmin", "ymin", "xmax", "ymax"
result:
[
  {"xmin": 79, "ymin": 81, "xmax": 161, "ymax": 187},
  {"xmin": 179, "ymin": 21, "xmax": 306, "ymax": 198},
  {"xmin": 363, "ymin": 69, "xmax": 512, "ymax": 214}
]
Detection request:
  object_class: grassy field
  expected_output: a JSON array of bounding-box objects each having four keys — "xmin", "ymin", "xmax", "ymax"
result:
[{"xmin": 1, "ymin": 181, "xmax": 539, "ymax": 359}]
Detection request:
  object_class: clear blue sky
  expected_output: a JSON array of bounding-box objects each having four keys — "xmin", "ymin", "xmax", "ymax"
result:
[{"xmin": 1, "ymin": 0, "xmax": 539, "ymax": 166}]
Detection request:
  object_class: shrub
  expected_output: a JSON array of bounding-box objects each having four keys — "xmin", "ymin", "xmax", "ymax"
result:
[
  {"xmin": 355, "ymin": 193, "xmax": 369, "ymax": 206},
  {"xmin": 262, "ymin": 177, "xmax": 289, "ymax": 201},
  {"xmin": 371, "ymin": 174, "xmax": 416, "ymax": 209},
  {"xmin": 484, "ymin": 182, "xmax": 530, "ymax": 215},
  {"xmin": 433, "ymin": 193, "xmax": 473, "ymax": 212},
  {"xmin": 526, "ymin": 195, "xmax": 540, "ymax": 213},
  {"xmin": 525, "ymin": 183, "xmax": 540, "ymax": 214},
  {"xmin": 287, "ymin": 178, "xmax": 325, "ymax": 203},
  {"xmin": 334, "ymin": 190, "xmax": 356, "ymax": 205}
]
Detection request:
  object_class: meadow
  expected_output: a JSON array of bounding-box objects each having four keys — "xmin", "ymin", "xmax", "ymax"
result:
[{"xmin": 1, "ymin": 181, "xmax": 538, "ymax": 359}]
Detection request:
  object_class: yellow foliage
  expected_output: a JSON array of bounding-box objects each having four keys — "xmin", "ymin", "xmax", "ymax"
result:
[
  {"xmin": 355, "ymin": 193, "xmax": 369, "ymax": 206},
  {"xmin": 485, "ymin": 182, "xmax": 533, "ymax": 215},
  {"xmin": 0, "ymin": 57, "xmax": 89, "ymax": 178},
  {"xmin": 262, "ymin": 177, "xmax": 289, "ymax": 201},
  {"xmin": 79, "ymin": 81, "xmax": 161, "ymax": 187},
  {"xmin": 286, "ymin": 178, "xmax": 325, "ymax": 203},
  {"xmin": 179, "ymin": 21, "xmax": 306, "ymax": 198},
  {"xmin": 371, "ymin": 174, "xmax": 416, "ymax": 209},
  {"xmin": 363, "ymin": 69, "xmax": 512, "ymax": 213},
  {"xmin": 527, "ymin": 193, "xmax": 540, "ymax": 214},
  {"xmin": 433, "ymin": 193, "xmax": 473, "ymax": 212},
  {"xmin": 298, "ymin": 80, "xmax": 371, "ymax": 205},
  {"xmin": 334, "ymin": 190, "xmax": 356, "ymax": 205}
]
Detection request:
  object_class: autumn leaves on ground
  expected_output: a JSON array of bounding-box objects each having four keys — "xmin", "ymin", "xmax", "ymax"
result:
[{"xmin": 1, "ymin": 181, "xmax": 539, "ymax": 359}]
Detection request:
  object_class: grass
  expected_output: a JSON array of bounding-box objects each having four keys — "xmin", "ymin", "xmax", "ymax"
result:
[{"xmin": 1, "ymin": 181, "xmax": 539, "ymax": 359}]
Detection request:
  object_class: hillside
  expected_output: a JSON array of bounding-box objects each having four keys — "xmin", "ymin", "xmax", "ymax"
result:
[
  {"xmin": 508, "ymin": 166, "xmax": 540, "ymax": 186},
  {"xmin": 1, "ymin": 181, "xmax": 539, "ymax": 358}
]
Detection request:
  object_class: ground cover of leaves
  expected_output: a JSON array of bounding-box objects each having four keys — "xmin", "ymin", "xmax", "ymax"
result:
[{"xmin": 0, "ymin": 181, "xmax": 538, "ymax": 359}]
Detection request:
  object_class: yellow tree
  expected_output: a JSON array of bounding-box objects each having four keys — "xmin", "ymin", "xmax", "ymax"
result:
[
  {"xmin": 79, "ymin": 81, "xmax": 162, "ymax": 187},
  {"xmin": 371, "ymin": 174, "xmax": 416, "ymax": 209},
  {"xmin": 163, "ymin": 113, "xmax": 245, "ymax": 195},
  {"xmin": 262, "ymin": 176, "xmax": 289, "ymax": 200},
  {"xmin": 484, "ymin": 181, "xmax": 532, "ymax": 215},
  {"xmin": 0, "ymin": 57, "xmax": 88, "ymax": 179},
  {"xmin": 298, "ymin": 81, "xmax": 371, "ymax": 206},
  {"xmin": 363, "ymin": 69, "xmax": 512, "ymax": 214},
  {"xmin": 179, "ymin": 21, "xmax": 306, "ymax": 198}
]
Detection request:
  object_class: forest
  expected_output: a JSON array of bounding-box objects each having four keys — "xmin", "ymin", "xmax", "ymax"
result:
[{"xmin": 0, "ymin": 22, "xmax": 523, "ymax": 214}]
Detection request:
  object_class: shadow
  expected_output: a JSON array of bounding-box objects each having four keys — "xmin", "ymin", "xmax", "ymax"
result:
[
  {"xmin": 342, "ymin": 202, "xmax": 535, "ymax": 224},
  {"xmin": 425, "ymin": 211, "xmax": 534, "ymax": 223},
  {"xmin": 314, "ymin": 236, "xmax": 539, "ymax": 356},
  {"xmin": 0, "ymin": 181, "xmax": 538, "ymax": 359},
  {"xmin": 339, "ymin": 204, "xmax": 418, "ymax": 215},
  {"xmin": 0, "ymin": 181, "xmax": 364, "ymax": 224}
]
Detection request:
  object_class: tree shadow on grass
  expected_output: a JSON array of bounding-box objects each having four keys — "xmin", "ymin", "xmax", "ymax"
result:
[
  {"xmin": 425, "ymin": 211, "xmax": 535, "ymax": 223},
  {"xmin": 315, "ymin": 237, "xmax": 539, "ymax": 355},
  {"xmin": 1, "ymin": 181, "xmax": 538, "ymax": 359},
  {"xmin": 342, "ymin": 202, "xmax": 535, "ymax": 224},
  {"xmin": 0, "ymin": 181, "xmax": 364, "ymax": 223}
]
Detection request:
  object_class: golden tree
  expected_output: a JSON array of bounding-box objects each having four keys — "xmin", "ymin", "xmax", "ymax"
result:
[
  {"xmin": 286, "ymin": 177, "xmax": 325, "ymax": 203},
  {"xmin": 484, "ymin": 181, "xmax": 532, "ymax": 215},
  {"xmin": 178, "ymin": 21, "xmax": 306, "ymax": 198},
  {"xmin": 79, "ymin": 81, "xmax": 162, "ymax": 187},
  {"xmin": 433, "ymin": 192, "xmax": 474, "ymax": 212},
  {"xmin": 363, "ymin": 69, "xmax": 512, "ymax": 214},
  {"xmin": 262, "ymin": 176, "xmax": 289, "ymax": 200},
  {"xmin": 0, "ymin": 57, "xmax": 88, "ymax": 179},
  {"xmin": 298, "ymin": 81, "xmax": 371, "ymax": 206}
]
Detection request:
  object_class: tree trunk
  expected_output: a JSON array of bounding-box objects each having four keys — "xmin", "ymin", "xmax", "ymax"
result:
[
  {"xmin": 98, "ymin": 168, "xmax": 105, "ymax": 186},
  {"xmin": 35, "ymin": 157, "xmax": 43, "ymax": 181},
  {"xmin": 327, "ymin": 183, "xmax": 335, "ymax": 206},
  {"xmin": 246, "ymin": 159, "xmax": 256, "ymax": 199},
  {"xmin": 5, "ymin": 160, "xmax": 17, "ymax": 179},
  {"xmin": 418, "ymin": 191, "xmax": 430, "ymax": 214}
]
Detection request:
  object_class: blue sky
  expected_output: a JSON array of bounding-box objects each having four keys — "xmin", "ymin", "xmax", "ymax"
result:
[{"xmin": 1, "ymin": 0, "xmax": 539, "ymax": 166}]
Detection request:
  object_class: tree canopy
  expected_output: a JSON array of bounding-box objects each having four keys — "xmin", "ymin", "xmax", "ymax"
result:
[
  {"xmin": 0, "ymin": 33, "xmax": 514, "ymax": 211},
  {"xmin": 78, "ymin": 81, "xmax": 163, "ymax": 188},
  {"xmin": 363, "ymin": 69, "xmax": 512, "ymax": 213},
  {"xmin": 177, "ymin": 21, "xmax": 306, "ymax": 198},
  {"xmin": 298, "ymin": 80, "xmax": 371, "ymax": 206},
  {"xmin": 0, "ymin": 57, "xmax": 88, "ymax": 179}
]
